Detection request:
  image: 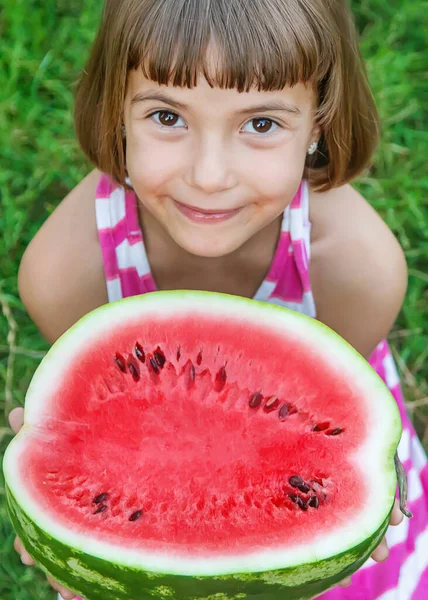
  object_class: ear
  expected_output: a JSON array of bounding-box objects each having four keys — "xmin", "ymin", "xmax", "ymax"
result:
[{"xmin": 310, "ymin": 122, "xmax": 321, "ymax": 146}]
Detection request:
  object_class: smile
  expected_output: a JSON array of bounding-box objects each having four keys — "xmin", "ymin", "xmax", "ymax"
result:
[{"xmin": 173, "ymin": 200, "xmax": 243, "ymax": 223}]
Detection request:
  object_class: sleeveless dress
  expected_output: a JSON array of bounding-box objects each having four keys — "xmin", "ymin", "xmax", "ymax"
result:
[{"xmin": 73, "ymin": 173, "xmax": 428, "ymax": 600}]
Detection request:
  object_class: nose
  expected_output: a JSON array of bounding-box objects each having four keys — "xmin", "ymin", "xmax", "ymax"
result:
[{"xmin": 185, "ymin": 137, "xmax": 237, "ymax": 194}]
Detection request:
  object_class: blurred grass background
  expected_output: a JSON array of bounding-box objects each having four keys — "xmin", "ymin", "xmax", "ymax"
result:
[{"xmin": 0, "ymin": 0, "xmax": 427, "ymax": 597}]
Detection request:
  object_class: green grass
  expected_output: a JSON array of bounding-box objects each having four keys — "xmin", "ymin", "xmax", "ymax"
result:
[{"xmin": 0, "ymin": 0, "xmax": 427, "ymax": 597}]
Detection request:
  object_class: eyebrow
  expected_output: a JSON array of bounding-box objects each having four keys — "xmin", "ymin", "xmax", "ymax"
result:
[
  {"xmin": 131, "ymin": 91, "xmax": 187, "ymax": 110},
  {"xmin": 130, "ymin": 91, "xmax": 302, "ymax": 116},
  {"xmin": 237, "ymin": 101, "xmax": 301, "ymax": 116}
]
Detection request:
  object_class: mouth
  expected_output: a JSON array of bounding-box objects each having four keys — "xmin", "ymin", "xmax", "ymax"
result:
[{"xmin": 173, "ymin": 200, "xmax": 243, "ymax": 223}]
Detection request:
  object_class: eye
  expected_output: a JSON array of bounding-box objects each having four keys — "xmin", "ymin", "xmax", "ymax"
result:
[
  {"xmin": 242, "ymin": 118, "xmax": 279, "ymax": 134},
  {"xmin": 150, "ymin": 110, "xmax": 185, "ymax": 127}
]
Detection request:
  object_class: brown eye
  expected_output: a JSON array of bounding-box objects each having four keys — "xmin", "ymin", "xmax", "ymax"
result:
[
  {"xmin": 157, "ymin": 111, "xmax": 179, "ymax": 126},
  {"xmin": 251, "ymin": 118, "xmax": 273, "ymax": 133}
]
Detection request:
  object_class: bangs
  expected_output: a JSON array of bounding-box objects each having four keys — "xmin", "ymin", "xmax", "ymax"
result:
[
  {"xmin": 75, "ymin": 0, "xmax": 379, "ymax": 192},
  {"xmin": 127, "ymin": 0, "xmax": 337, "ymax": 92}
]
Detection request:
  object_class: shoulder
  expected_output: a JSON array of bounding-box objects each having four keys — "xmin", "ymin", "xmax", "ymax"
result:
[
  {"xmin": 308, "ymin": 183, "xmax": 407, "ymax": 357},
  {"xmin": 18, "ymin": 169, "xmax": 109, "ymax": 344}
]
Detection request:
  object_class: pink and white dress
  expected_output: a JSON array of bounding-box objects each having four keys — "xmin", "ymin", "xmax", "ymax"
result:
[{"xmin": 72, "ymin": 173, "xmax": 428, "ymax": 600}]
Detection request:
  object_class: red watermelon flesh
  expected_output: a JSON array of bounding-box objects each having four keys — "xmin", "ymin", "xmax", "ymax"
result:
[{"xmin": 21, "ymin": 308, "xmax": 369, "ymax": 556}]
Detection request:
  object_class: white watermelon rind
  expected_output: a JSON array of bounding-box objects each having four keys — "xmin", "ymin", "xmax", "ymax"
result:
[{"xmin": 3, "ymin": 291, "xmax": 402, "ymax": 597}]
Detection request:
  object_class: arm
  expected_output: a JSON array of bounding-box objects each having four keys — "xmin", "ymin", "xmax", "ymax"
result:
[
  {"xmin": 309, "ymin": 183, "xmax": 406, "ymax": 574},
  {"xmin": 309, "ymin": 184, "xmax": 407, "ymax": 358},
  {"xmin": 18, "ymin": 169, "xmax": 108, "ymax": 344},
  {"xmin": 12, "ymin": 168, "xmax": 108, "ymax": 599}
]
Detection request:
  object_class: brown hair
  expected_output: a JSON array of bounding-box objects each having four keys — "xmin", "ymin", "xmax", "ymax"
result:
[{"xmin": 74, "ymin": 0, "xmax": 379, "ymax": 192}]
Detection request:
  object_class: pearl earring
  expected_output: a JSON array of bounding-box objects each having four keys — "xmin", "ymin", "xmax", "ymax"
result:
[{"xmin": 307, "ymin": 141, "xmax": 318, "ymax": 155}]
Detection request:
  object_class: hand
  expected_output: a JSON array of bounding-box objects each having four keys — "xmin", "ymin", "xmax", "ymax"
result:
[
  {"xmin": 8, "ymin": 407, "xmax": 77, "ymax": 600},
  {"xmin": 337, "ymin": 498, "xmax": 403, "ymax": 587}
]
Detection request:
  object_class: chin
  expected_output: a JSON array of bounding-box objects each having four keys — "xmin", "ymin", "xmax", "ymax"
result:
[{"xmin": 171, "ymin": 231, "xmax": 244, "ymax": 258}]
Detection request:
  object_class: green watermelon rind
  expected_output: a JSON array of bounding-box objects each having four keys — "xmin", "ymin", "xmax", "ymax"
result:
[{"xmin": 6, "ymin": 484, "xmax": 391, "ymax": 600}]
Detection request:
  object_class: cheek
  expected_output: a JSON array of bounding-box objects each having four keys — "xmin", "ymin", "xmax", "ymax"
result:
[
  {"xmin": 125, "ymin": 136, "xmax": 183, "ymax": 192},
  {"xmin": 244, "ymin": 144, "xmax": 307, "ymax": 202}
]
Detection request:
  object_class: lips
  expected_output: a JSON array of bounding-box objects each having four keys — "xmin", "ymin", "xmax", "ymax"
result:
[{"xmin": 173, "ymin": 200, "xmax": 243, "ymax": 223}]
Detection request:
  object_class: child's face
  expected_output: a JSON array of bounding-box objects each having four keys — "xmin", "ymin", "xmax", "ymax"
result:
[{"xmin": 123, "ymin": 72, "xmax": 318, "ymax": 258}]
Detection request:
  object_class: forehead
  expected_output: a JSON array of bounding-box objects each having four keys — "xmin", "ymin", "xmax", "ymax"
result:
[{"xmin": 126, "ymin": 71, "xmax": 316, "ymax": 116}]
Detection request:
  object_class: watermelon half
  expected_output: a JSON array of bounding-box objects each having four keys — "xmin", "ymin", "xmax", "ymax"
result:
[{"xmin": 4, "ymin": 291, "xmax": 403, "ymax": 600}]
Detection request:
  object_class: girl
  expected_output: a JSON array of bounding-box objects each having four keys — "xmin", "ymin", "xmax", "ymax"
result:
[{"xmin": 9, "ymin": 0, "xmax": 428, "ymax": 599}]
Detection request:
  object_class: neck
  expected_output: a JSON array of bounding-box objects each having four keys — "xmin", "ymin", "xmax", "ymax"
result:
[{"xmin": 137, "ymin": 202, "xmax": 282, "ymax": 297}]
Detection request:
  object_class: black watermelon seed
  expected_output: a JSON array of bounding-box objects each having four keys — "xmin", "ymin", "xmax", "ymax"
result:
[
  {"xmin": 176, "ymin": 346, "xmax": 181, "ymax": 361},
  {"xmin": 93, "ymin": 493, "xmax": 108, "ymax": 504},
  {"xmin": 328, "ymin": 428, "xmax": 344, "ymax": 436},
  {"xmin": 288, "ymin": 494, "xmax": 298, "ymax": 503},
  {"xmin": 264, "ymin": 396, "xmax": 279, "ymax": 411},
  {"xmin": 129, "ymin": 510, "xmax": 143, "ymax": 522},
  {"xmin": 312, "ymin": 422, "xmax": 330, "ymax": 432},
  {"xmin": 154, "ymin": 350, "xmax": 166, "ymax": 368},
  {"xmin": 114, "ymin": 354, "xmax": 126, "ymax": 372},
  {"xmin": 93, "ymin": 504, "xmax": 107, "ymax": 515},
  {"xmin": 182, "ymin": 361, "xmax": 195, "ymax": 389},
  {"xmin": 296, "ymin": 497, "xmax": 306, "ymax": 511},
  {"xmin": 128, "ymin": 362, "xmax": 140, "ymax": 381},
  {"xmin": 197, "ymin": 351, "xmax": 203, "ymax": 365},
  {"xmin": 217, "ymin": 366, "xmax": 227, "ymax": 382},
  {"xmin": 149, "ymin": 358, "xmax": 160, "ymax": 374},
  {"xmin": 215, "ymin": 366, "xmax": 227, "ymax": 391},
  {"xmin": 289, "ymin": 476, "xmax": 304, "ymax": 488},
  {"xmin": 279, "ymin": 404, "xmax": 290, "ymax": 420},
  {"xmin": 298, "ymin": 483, "xmax": 311, "ymax": 494},
  {"xmin": 135, "ymin": 343, "xmax": 145, "ymax": 363},
  {"xmin": 249, "ymin": 392, "xmax": 263, "ymax": 408},
  {"xmin": 309, "ymin": 496, "xmax": 319, "ymax": 509}
]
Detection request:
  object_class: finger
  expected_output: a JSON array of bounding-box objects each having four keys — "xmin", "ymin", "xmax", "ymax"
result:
[
  {"xmin": 46, "ymin": 575, "xmax": 76, "ymax": 599},
  {"xmin": 21, "ymin": 551, "xmax": 35, "ymax": 566},
  {"xmin": 371, "ymin": 537, "xmax": 389, "ymax": 562},
  {"xmin": 13, "ymin": 536, "xmax": 24, "ymax": 554},
  {"xmin": 13, "ymin": 537, "xmax": 35, "ymax": 565},
  {"xmin": 8, "ymin": 407, "xmax": 24, "ymax": 434},
  {"xmin": 390, "ymin": 498, "xmax": 404, "ymax": 526},
  {"xmin": 338, "ymin": 577, "xmax": 352, "ymax": 587},
  {"xmin": 59, "ymin": 591, "xmax": 77, "ymax": 600}
]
